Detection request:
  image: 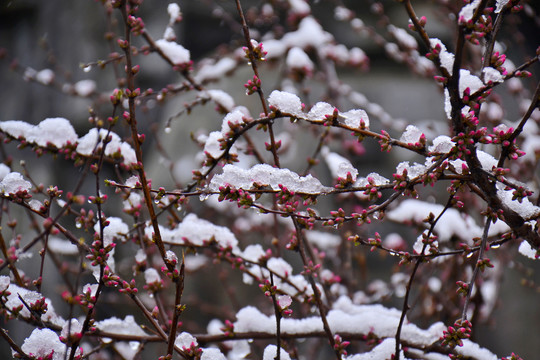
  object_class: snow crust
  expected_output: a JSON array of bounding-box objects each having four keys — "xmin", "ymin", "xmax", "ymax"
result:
[
  {"xmin": 77, "ymin": 128, "xmax": 137, "ymax": 166},
  {"xmin": 387, "ymin": 199, "xmax": 481, "ymax": 242},
  {"xmin": 459, "ymin": 0, "xmax": 480, "ymax": 23},
  {"xmin": 195, "ymin": 58, "xmax": 237, "ymax": 82},
  {"xmin": 47, "ymin": 237, "xmax": 79, "ymax": 255},
  {"xmin": 497, "ymin": 187, "xmax": 540, "ymax": 219},
  {"xmin": 483, "ymin": 67, "xmax": 504, "ymax": 83},
  {"xmin": 268, "ymin": 90, "xmax": 303, "ymax": 116},
  {"xmin": 400, "ymin": 125, "xmax": 423, "ymax": 144},
  {"xmin": 429, "ymin": 39, "xmax": 454, "ymax": 74},
  {"xmin": 518, "ymin": 240, "xmax": 538, "ymax": 259},
  {"xmin": 281, "ymin": 17, "xmax": 333, "ymax": 49},
  {"xmin": 96, "ymin": 315, "xmax": 147, "ymax": 360},
  {"xmin": 286, "ymin": 47, "xmax": 314, "ymax": 72},
  {"xmin": 495, "ymin": 0, "xmax": 510, "ymax": 13},
  {"xmin": 208, "ymin": 164, "xmax": 329, "ymax": 195},
  {"xmin": 74, "ymin": 79, "xmax": 96, "ymax": 97},
  {"xmin": 263, "ymin": 344, "xmax": 292, "ymax": 360},
  {"xmin": 4, "ymin": 283, "xmax": 65, "ymax": 326},
  {"xmin": 459, "ymin": 69, "xmax": 484, "ymax": 96},
  {"xmin": 322, "ymin": 146, "xmax": 358, "ymax": 181},
  {"xmin": 19, "ymin": 328, "xmax": 79, "ymax": 360},
  {"xmin": 155, "ymin": 39, "xmax": 191, "ymax": 65},
  {"xmin": 231, "ymin": 296, "xmax": 445, "ymax": 346},
  {"xmin": 36, "ymin": 69, "xmax": 55, "ymax": 85},
  {"xmin": 341, "ymin": 109, "xmax": 369, "ymax": 129},
  {"xmin": 152, "ymin": 213, "xmax": 239, "ymax": 249},
  {"xmin": 1, "ymin": 172, "xmax": 32, "ymax": 195}
]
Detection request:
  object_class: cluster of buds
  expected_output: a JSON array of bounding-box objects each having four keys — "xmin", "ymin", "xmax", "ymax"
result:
[
  {"xmin": 301, "ymin": 260, "xmax": 321, "ymax": 276},
  {"xmin": 75, "ymin": 208, "xmax": 95, "ymax": 231},
  {"xmin": 456, "ymin": 280, "xmax": 470, "ymax": 296},
  {"xmin": 333, "ymin": 334, "xmax": 351, "ymax": 357},
  {"xmin": 86, "ymin": 239, "xmax": 116, "ymax": 267},
  {"xmin": 408, "ymin": 16, "xmax": 427, "ymax": 32},
  {"xmin": 244, "ymin": 75, "xmax": 261, "ymax": 96},
  {"xmin": 220, "ymin": 319, "xmax": 235, "ymax": 337},
  {"xmin": 363, "ymin": 177, "xmax": 383, "ymax": 201},
  {"xmin": 243, "ymin": 39, "xmax": 267, "ymax": 64},
  {"xmin": 127, "ymin": 15, "xmax": 145, "ymax": 36},
  {"xmin": 324, "ymin": 207, "xmax": 346, "ymax": 228},
  {"xmin": 118, "ymin": 279, "xmax": 138, "ymax": 295},
  {"xmin": 335, "ymin": 171, "xmax": 356, "ymax": 189},
  {"xmin": 217, "ymin": 185, "xmax": 254, "ymax": 208},
  {"xmin": 259, "ymin": 279, "xmax": 277, "ymax": 297},
  {"xmin": 102, "ymin": 266, "xmax": 120, "ymax": 287},
  {"xmin": 441, "ymin": 319, "xmax": 472, "ymax": 348}
]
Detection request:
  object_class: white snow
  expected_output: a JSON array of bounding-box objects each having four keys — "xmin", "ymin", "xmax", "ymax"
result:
[
  {"xmin": 483, "ymin": 67, "xmax": 504, "ymax": 83},
  {"xmin": 74, "ymin": 79, "xmax": 96, "ymax": 97},
  {"xmin": 340, "ymin": 109, "xmax": 369, "ymax": 129},
  {"xmin": 518, "ymin": 240, "xmax": 538, "ymax": 259},
  {"xmin": 321, "ymin": 146, "xmax": 358, "ymax": 181},
  {"xmin": 203, "ymin": 131, "xmax": 228, "ymax": 159},
  {"xmin": 400, "ymin": 125, "xmax": 423, "ymax": 144},
  {"xmin": 201, "ymin": 347, "xmax": 226, "ymax": 360},
  {"xmin": 195, "ymin": 58, "xmax": 236, "ymax": 82},
  {"xmin": 61, "ymin": 318, "xmax": 83, "ymax": 339},
  {"xmin": 157, "ymin": 213, "xmax": 239, "ymax": 249},
  {"xmin": 495, "ymin": 0, "xmax": 510, "ymax": 13},
  {"xmin": 1, "ymin": 172, "xmax": 32, "ymax": 195},
  {"xmin": 232, "ymin": 296, "xmax": 445, "ymax": 349},
  {"xmin": 0, "ymin": 276, "xmax": 9, "ymax": 292},
  {"xmin": 208, "ymin": 163, "xmax": 329, "ymax": 195},
  {"xmin": 35, "ymin": 69, "xmax": 55, "ymax": 85},
  {"xmin": 444, "ymin": 88, "xmax": 451, "ymax": 119},
  {"xmin": 175, "ymin": 332, "xmax": 198, "ymax": 348},
  {"xmin": 167, "ymin": 3, "xmax": 181, "ymax": 21},
  {"xmin": 155, "ymin": 39, "xmax": 191, "ymax": 65},
  {"xmin": 288, "ymin": 0, "xmax": 310, "ymax": 14},
  {"xmin": 387, "ymin": 199, "xmax": 482, "ymax": 242},
  {"xmin": 281, "ymin": 17, "xmax": 333, "ymax": 49},
  {"xmin": 144, "ymin": 268, "xmax": 161, "ymax": 284},
  {"xmin": 429, "ymin": 38, "xmax": 454, "ymax": 74},
  {"xmin": 95, "ymin": 217, "xmax": 128, "ymax": 245},
  {"xmin": 0, "ymin": 120, "xmax": 33, "ymax": 139},
  {"xmin": 19, "ymin": 328, "xmax": 77, "ymax": 360},
  {"xmin": 77, "ymin": 128, "xmax": 137, "ymax": 166},
  {"xmin": 239, "ymin": 244, "xmax": 266, "ymax": 263},
  {"xmin": 388, "ymin": 25, "xmax": 417, "ymax": 50},
  {"xmin": 497, "ymin": 187, "xmax": 540, "ymax": 219},
  {"xmin": 96, "ymin": 315, "xmax": 147, "ymax": 360},
  {"xmin": 221, "ymin": 109, "xmax": 246, "ymax": 137},
  {"xmin": 459, "ymin": 0, "xmax": 480, "ymax": 23},
  {"xmin": 286, "ymin": 47, "xmax": 314, "ymax": 72},
  {"xmin": 307, "ymin": 102, "xmax": 334, "ymax": 120},
  {"xmin": 354, "ymin": 173, "xmax": 390, "ymax": 187},
  {"xmin": 429, "ymin": 135, "xmax": 455, "ymax": 153},
  {"xmin": 459, "ymin": 69, "xmax": 484, "ymax": 96},
  {"xmin": 96, "ymin": 315, "xmax": 147, "ymax": 337},
  {"xmin": 268, "ymin": 90, "xmax": 303, "ymax": 116},
  {"xmin": 305, "ymin": 230, "xmax": 341, "ymax": 253},
  {"xmin": 203, "ymin": 89, "xmax": 235, "ymax": 112},
  {"xmin": 263, "ymin": 345, "xmax": 292, "ymax": 360},
  {"xmin": 344, "ymin": 338, "xmax": 402, "ymax": 360},
  {"xmin": 0, "ymin": 164, "xmax": 9, "ymax": 181},
  {"xmin": 395, "ymin": 161, "xmax": 426, "ymax": 179},
  {"xmin": 48, "ymin": 237, "xmax": 79, "ymax": 255},
  {"xmin": 5, "ymin": 284, "xmax": 65, "ymax": 326}
]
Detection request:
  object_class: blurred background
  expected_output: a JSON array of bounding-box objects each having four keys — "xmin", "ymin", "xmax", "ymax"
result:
[{"xmin": 0, "ymin": 0, "xmax": 539, "ymax": 358}]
